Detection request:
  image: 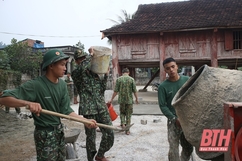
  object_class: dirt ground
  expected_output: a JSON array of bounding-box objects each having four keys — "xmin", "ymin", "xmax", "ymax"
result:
[
  {"xmin": 0, "ymin": 106, "xmax": 207, "ymax": 161},
  {"xmin": 0, "ymin": 107, "xmax": 36, "ymax": 161},
  {"xmin": 0, "ymin": 107, "xmax": 86, "ymax": 161},
  {"xmin": 0, "ymin": 107, "xmax": 165, "ymax": 161},
  {"xmin": 0, "ymin": 107, "xmax": 170, "ymax": 161}
]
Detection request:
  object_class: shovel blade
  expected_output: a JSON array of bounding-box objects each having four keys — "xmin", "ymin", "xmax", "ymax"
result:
[{"xmin": 116, "ymin": 123, "xmax": 134, "ymax": 132}]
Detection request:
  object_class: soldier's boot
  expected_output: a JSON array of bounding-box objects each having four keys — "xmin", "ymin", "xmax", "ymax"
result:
[
  {"xmin": 5, "ymin": 107, "xmax": 10, "ymax": 113},
  {"xmin": 15, "ymin": 107, "xmax": 21, "ymax": 114}
]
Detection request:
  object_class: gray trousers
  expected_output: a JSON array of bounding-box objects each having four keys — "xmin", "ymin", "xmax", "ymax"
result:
[{"xmin": 167, "ymin": 119, "xmax": 193, "ymax": 161}]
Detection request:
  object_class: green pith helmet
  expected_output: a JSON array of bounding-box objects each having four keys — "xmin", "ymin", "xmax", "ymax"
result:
[
  {"xmin": 74, "ymin": 49, "xmax": 87, "ymax": 60},
  {"xmin": 42, "ymin": 49, "xmax": 69, "ymax": 71}
]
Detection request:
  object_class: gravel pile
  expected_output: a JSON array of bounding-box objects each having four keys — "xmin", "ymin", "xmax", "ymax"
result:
[{"xmin": 65, "ymin": 115, "xmax": 207, "ymax": 161}]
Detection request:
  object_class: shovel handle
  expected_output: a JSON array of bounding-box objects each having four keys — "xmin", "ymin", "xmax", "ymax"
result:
[
  {"xmin": 26, "ymin": 106, "xmax": 119, "ymax": 131},
  {"xmin": 41, "ymin": 109, "xmax": 117, "ymax": 130}
]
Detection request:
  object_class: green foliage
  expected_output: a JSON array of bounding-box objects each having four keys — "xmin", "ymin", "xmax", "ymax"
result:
[
  {"xmin": 74, "ymin": 40, "xmax": 88, "ymax": 56},
  {"xmin": 0, "ymin": 69, "xmax": 21, "ymax": 91},
  {"xmin": 151, "ymin": 67, "xmax": 159, "ymax": 74},
  {"xmin": 107, "ymin": 10, "xmax": 136, "ymax": 45},
  {"xmin": 0, "ymin": 69, "xmax": 8, "ymax": 91},
  {"xmin": 108, "ymin": 10, "xmax": 136, "ymax": 25},
  {"xmin": 0, "ymin": 41, "xmax": 7, "ymax": 48},
  {"xmin": 178, "ymin": 66, "xmax": 183, "ymax": 73},
  {"xmin": 4, "ymin": 38, "xmax": 42, "ymax": 78},
  {"xmin": 75, "ymin": 41, "xmax": 85, "ymax": 50},
  {"xmin": 0, "ymin": 38, "xmax": 42, "ymax": 90},
  {"xmin": 0, "ymin": 50, "xmax": 11, "ymax": 70},
  {"xmin": 238, "ymin": 67, "xmax": 242, "ymax": 71},
  {"xmin": 219, "ymin": 66, "xmax": 228, "ymax": 69},
  {"xmin": 11, "ymin": 71, "xmax": 22, "ymax": 87}
]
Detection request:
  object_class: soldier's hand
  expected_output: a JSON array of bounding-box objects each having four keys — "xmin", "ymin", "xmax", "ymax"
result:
[
  {"xmin": 135, "ymin": 99, "xmax": 139, "ymax": 104},
  {"xmin": 84, "ymin": 119, "xmax": 97, "ymax": 129},
  {"xmin": 74, "ymin": 97, "xmax": 78, "ymax": 104},
  {"xmin": 26, "ymin": 102, "xmax": 42, "ymax": 116},
  {"xmin": 175, "ymin": 118, "xmax": 181, "ymax": 128},
  {"xmin": 88, "ymin": 47, "xmax": 94, "ymax": 56}
]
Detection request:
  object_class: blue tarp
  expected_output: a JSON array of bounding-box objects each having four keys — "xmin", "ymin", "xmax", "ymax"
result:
[{"xmin": 33, "ymin": 43, "xmax": 44, "ymax": 48}]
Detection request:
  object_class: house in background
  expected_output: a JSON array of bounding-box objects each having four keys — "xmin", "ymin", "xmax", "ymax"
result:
[
  {"xmin": 20, "ymin": 39, "xmax": 79, "ymax": 76},
  {"xmin": 21, "ymin": 38, "xmax": 44, "ymax": 48},
  {"xmin": 2, "ymin": 39, "xmax": 80, "ymax": 89},
  {"xmin": 101, "ymin": 0, "xmax": 242, "ymax": 84},
  {"xmin": 2, "ymin": 38, "xmax": 78, "ymax": 76}
]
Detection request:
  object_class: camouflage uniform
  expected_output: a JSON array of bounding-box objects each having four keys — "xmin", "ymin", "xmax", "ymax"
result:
[
  {"xmin": 114, "ymin": 73, "xmax": 137, "ymax": 133},
  {"xmin": 71, "ymin": 50, "xmax": 114, "ymax": 161},
  {"xmin": 167, "ymin": 119, "xmax": 193, "ymax": 161},
  {"xmin": 34, "ymin": 125, "xmax": 65, "ymax": 161}
]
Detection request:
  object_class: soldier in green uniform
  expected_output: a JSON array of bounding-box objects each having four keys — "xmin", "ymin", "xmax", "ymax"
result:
[
  {"xmin": 108, "ymin": 68, "xmax": 138, "ymax": 135},
  {"xmin": 158, "ymin": 57, "xmax": 193, "ymax": 161},
  {"xmin": 71, "ymin": 48, "xmax": 114, "ymax": 161},
  {"xmin": 0, "ymin": 49, "xmax": 96, "ymax": 161}
]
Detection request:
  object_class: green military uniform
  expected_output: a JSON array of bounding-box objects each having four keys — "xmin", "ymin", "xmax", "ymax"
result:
[
  {"xmin": 158, "ymin": 75, "xmax": 193, "ymax": 161},
  {"xmin": 114, "ymin": 73, "xmax": 137, "ymax": 133},
  {"xmin": 2, "ymin": 49, "xmax": 73, "ymax": 161},
  {"xmin": 71, "ymin": 50, "xmax": 114, "ymax": 161}
]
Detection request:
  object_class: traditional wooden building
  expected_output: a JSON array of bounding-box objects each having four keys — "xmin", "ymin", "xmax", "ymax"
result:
[{"xmin": 101, "ymin": 0, "xmax": 242, "ymax": 83}]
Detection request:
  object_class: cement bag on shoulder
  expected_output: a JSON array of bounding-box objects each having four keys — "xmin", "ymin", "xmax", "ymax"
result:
[
  {"xmin": 91, "ymin": 46, "xmax": 111, "ymax": 74},
  {"xmin": 172, "ymin": 65, "xmax": 242, "ymax": 160}
]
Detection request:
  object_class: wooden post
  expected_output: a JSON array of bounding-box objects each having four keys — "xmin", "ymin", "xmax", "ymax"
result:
[
  {"xmin": 211, "ymin": 30, "xmax": 218, "ymax": 67},
  {"xmin": 159, "ymin": 34, "xmax": 166, "ymax": 81},
  {"xmin": 111, "ymin": 36, "xmax": 121, "ymax": 87}
]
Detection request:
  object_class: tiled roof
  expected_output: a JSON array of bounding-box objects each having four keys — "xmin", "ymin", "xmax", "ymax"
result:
[{"xmin": 101, "ymin": 0, "xmax": 242, "ymax": 36}]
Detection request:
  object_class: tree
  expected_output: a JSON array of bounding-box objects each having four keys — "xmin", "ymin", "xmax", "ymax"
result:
[
  {"xmin": 75, "ymin": 41, "xmax": 85, "ymax": 50},
  {"xmin": 107, "ymin": 10, "xmax": 136, "ymax": 45},
  {"xmin": 0, "ymin": 42, "xmax": 7, "ymax": 48},
  {"xmin": 4, "ymin": 38, "xmax": 42, "ymax": 78},
  {"xmin": 74, "ymin": 40, "xmax": 88, "ymax": 55},
  {"xmin": 0, "ymin": 50, "xmax": 10, "ymax": 70},
  {"xmin": 108, "ymin": 10, "xmax": 136, "ymax": 25}
]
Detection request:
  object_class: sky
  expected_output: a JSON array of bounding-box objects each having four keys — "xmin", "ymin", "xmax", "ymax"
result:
[{"xmin": 0, "ymin": 0, "xmax": 185, "ymax": 52}]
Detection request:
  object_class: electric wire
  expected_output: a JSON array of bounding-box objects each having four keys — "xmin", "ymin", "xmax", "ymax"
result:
[{"xmin": 0, "ymin": 31, "xmax": 101, "ymax": 38}]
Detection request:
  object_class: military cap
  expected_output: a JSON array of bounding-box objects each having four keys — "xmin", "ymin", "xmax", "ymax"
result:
[
  {"xmin": 74, "ymin": 49, "xmax": 87, "ymax": 60},
  {"xmin": 42, "ymin": 49, "xmax": 69, "ymax": 71}
]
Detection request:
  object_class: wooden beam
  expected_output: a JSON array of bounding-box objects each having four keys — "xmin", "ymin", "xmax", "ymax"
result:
[
  {"xmin": 159, "ymin": 34, "xmax": 166, "ymax": 81},
  {"xmin": 211, "ymin": 31, "xmax": 218, "ymax": 67},
  {"xmin": 142, "ymin": 69, "xmax": 160, "ymax": 90},
  {"xmin": 111, "ymin": 36, "xmax": 121, "ymax": 86}
]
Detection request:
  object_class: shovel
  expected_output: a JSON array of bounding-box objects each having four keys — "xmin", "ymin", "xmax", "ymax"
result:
[{"xmin": 27, "ymin": 107, "xmax": 134, "ymax": 132}]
